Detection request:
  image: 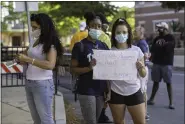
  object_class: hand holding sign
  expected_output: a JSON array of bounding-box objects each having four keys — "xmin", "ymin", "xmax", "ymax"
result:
[{"xmin": 92, "ymin": 50, "xmax": 138, "ymax": 81}]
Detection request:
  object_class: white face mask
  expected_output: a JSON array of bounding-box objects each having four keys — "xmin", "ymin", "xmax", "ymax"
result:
[
  {"xmin": 115, "ymin": 33, "xmax": 128, "ymax": 43},
  {"xmin": 31, "ymin": 29, "xmax": 41, "ymax": 40},
  {"xmin": 89, "ymin": 28, "xmax": 102, "ymax": 40}
]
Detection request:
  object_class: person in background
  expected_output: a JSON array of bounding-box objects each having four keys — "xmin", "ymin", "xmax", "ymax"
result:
[
  {"xmin": 70, "ymin": 14, "xmax": 111, "ymax": 51},
  {"xmin": 16, "ymin": 13, "xmax": 63, "ymax": 124},
  {"xmin": 96, "ymin": 12, "xmax": 112, "ymax": 123},
  {"xmin": 148, "ymin": 22, "xmax": 175, "ymax": 109},
  {"xmin": 93, "ymin": 18, "xmax": 146, "ymax": 124},
  {"xmin": 69, "ymin": 22, "xmax": 88, "ymax": 52},
  {"xmin": 134, "ymin": 26, "xmax": 150, "ymax": 121},
  {"xmin": 97, "ymin": 12, "xmax": 112, "ymax": 49},
  {"xmin": 70, "ymin": 12, "xmax": 109, "ymax": 124},
  {"xmin": 97, "ymin": 12, "xmax": 111, "ymax": 37}
]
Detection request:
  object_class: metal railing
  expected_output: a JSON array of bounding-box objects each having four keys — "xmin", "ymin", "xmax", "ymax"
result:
[
  {"xmin": 1, "ymin": 46, "xmax": 28, "ymax": 87},
  {"xmin": 1, "ymin": 46, "xmax": 28, "ymax": 62},
  {"xmin": 1, "ymin": 46, "xmax": 72, "ymax": 95}
]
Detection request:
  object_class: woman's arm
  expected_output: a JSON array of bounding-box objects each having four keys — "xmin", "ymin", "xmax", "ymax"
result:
[
  {"xmin": 18, "ymin": 47, "xmax": 57, "ymax": 70},
  {"xmin": 70, "ymin": 59, "xmax": 92, "ymax": 75},
  {"xmin": 137, "ymin": 57, "xmax": 146, "ymax": 78}
]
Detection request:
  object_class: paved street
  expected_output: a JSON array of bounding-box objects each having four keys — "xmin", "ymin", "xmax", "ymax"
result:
[{"xmin": 58, "ymin": 69, "xmax": 184, "ymax": 124}]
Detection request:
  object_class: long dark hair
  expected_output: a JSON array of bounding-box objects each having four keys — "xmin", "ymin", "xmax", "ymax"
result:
[
  {"xmin": 111, "ymin": 18, "xmax": 133, "ymax": 48},
  {"xmin": 30, "ymin": 13, "xmax": 63, "ymax": 56}
]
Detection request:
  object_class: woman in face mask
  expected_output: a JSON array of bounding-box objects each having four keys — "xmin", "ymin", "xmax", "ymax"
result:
[
  {"xmin": 16, "ymin": 13, "xmax": 63, "ymax": 124},
  {"xmin": 107, "ymin": 18, "xmax": 146, "ymax": 124},
  {"xmin": 70, "ymin": 12, "xmax": 109, "ymax": 124}
]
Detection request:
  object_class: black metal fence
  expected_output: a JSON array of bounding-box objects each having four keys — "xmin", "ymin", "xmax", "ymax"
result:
[
  {"xmin": 1, "ymin": 46, "xmax": 28, "ymax": 87},
  {"xmin": 1, "ymin": 46, "xmax": 28, "ymax": 62},
  {"xmin": 1, "ymin": 46, "xmax": 72, "ymax": 95}
]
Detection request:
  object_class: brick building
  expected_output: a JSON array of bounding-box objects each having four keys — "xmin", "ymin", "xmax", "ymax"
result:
[
  {"xmin": 135, "ymin": 2, "xmax": 184, "ymax": 32},
  {"xmin": 135, "ymin": 2, "xmax": 184, "ymax": 47}
]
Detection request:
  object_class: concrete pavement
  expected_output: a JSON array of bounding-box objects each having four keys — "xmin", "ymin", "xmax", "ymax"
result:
[
  {"xmin": 1, "ymin": 87, "xmax": 66, "ymax": 124},
  {"xmin": 58, "ymin": 69, "xmax": 184, "ymax": 124}
]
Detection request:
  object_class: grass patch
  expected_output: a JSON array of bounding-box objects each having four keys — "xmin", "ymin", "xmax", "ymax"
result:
[{"xmin": 64, "ymin": 99, "xmax": 81, "ymax": 124}]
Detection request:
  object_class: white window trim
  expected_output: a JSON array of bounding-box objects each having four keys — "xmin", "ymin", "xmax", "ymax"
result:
[
  {"xmin": 152, "ymin": 19, "xmax": 179, "ymax": 32},
  {"xmin": 138, "ymin": 21, "xmax": 146, "ymax": 26},
  {"xmin": 135, "ymin": 10, "xmax": 184, "ymax": 17},
  {"xmin": 135, "ymin": 2, "xmax": 161, "ymax": 8}
]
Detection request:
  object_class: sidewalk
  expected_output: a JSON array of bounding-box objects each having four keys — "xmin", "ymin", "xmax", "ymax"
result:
[{"xmin": 1, "ymin": 87, "xmax": 66, "ymax": 124}]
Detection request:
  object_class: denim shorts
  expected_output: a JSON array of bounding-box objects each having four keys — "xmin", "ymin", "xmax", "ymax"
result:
[{"xmin": 151, "ymin": 64, "xmax": 173, "ymax": 83}]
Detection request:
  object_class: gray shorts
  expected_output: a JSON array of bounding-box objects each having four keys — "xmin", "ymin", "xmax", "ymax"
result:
[{"xmin": 151, "ymin": 64, "xmax": 173, "ymax": 83}]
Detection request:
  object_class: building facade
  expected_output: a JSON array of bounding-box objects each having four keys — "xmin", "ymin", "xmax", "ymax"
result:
[
  {"xmin": 135, "ymin": 2, "xmax": 184, "ymax": 33},
  {"xmin": 135, "ymin": 2, "xmax": 184, "ymax": 47}
]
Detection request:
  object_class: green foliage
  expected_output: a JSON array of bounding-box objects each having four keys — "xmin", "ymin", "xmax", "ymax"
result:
[
  {"xmin": 170, "ymin": 21, "xmax": 182, "ymax": 32},
  {"xmin": 160, "ymin": 2, "xmax": 185, "ymax": 12},
  {"xmin": 1, "ymin": 1, "xmax": 27, "ymax": 32},
  {"xmin": 2, "ymin": 1, "xmax": 118, "ymax": 37},
  {"xmin": 38, "ymin": 1, "xmax": 118, "ymax": 37},
  {"xmin": 48, "ymin": 1, "xmax": 118, "ymax": 18},
  {"xmin": 110, "ymin": 6, "xmax": 135, "ymax": 31},
  {"xmin": 1, "ymin": 21, "xmax": 8, "ymax": 31}
]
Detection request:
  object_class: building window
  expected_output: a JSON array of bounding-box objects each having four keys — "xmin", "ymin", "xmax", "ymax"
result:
[
  {"xmin": 152, "ymin": 19, "xmax": 179, "ymax": 32},
  {"xmin": 12, "ymin": 36, "xmax": 21, "ymax": 46},
  {"xmin": 138, "ymin": 21, "xmax": 146, "ymax": 27}
]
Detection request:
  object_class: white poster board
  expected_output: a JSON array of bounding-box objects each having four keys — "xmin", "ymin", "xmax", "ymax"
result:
[{"xmin": 93, "ymin": 50, "xmax": 138, "ymax": 81}]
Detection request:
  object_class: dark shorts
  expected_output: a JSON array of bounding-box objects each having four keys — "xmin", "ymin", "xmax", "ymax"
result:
[
  {"xmin": 108, "ymin": 89, "xmax": 144, "ymax": 106},
  {"xmin": 151, "ymin": 64, "xmax": 173, "ymax": 83}
]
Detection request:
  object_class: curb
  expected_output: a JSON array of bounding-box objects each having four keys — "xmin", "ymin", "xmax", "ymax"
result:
[
  {"xmin": 54, "ymin": 92, "xmax": 66, "ymax": 124},
  {"xmin": 147, "ymin": 63, "xmax": 184, "ymax": 71}
]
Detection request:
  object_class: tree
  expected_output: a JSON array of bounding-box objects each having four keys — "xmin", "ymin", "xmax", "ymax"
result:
[
  {"xmin": 110, "ymin": 6, "xmax": 135, "ymax": 31},
  {"xmin": 38, "ymin": 1, "xmax": 118, "ymax": 37},
  {"xmin": 1, "ymin": 2, "xmax": 27, "ymax": 31},
  {"xmin": 2, "ymin": 2, "xmax": 118, "ymax": 37},
  {"xmin": 160, "ymin": 2, "xmax": 185, "ymax": 12},
  {"xmin": 47, "ymin": 1, "xmax": 118, "ymax": 18},
  {"xmin": 170, "ymin": 20, "xmax": 182, "ymax": 32}
]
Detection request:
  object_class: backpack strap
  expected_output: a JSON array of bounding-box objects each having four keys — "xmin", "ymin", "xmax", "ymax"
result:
[
  {"xmin": 79, "ymin": 41, "xmax": 84, "ymax": 52},
  {"xmin": 73, "ymin": 41, "xmax": 84, "ymax": 102}
]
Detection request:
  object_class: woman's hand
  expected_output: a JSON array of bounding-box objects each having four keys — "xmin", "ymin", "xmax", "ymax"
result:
[
  {"xmin": 89, "ymin": 58, "xmax": 96, "ymax": 69},
  {"xmin": 136, "ymin": 59, "xmax": 146, "ymax": 78},
  {"xmin": 17, "ymin": 54, "xmax": 30, "ymax": 63},
  {"xmin": 136, "ymin": 60, "xmax": 144, "ymax": 70}
]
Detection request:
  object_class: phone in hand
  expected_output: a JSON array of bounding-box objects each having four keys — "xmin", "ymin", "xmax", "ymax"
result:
[{"xmin": 5, "ymin": 59, "xmax": 19, "ymax": 68}]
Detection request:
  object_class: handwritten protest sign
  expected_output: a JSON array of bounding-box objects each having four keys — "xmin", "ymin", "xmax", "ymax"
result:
[{"xmin": 93, "ymin": 50, "xmax": 138, "ymax": 81}]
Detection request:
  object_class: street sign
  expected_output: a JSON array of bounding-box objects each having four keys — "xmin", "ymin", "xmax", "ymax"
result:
[{"xmin": 13, "ymin": 2, "xmax": 38, "ymax": 12}]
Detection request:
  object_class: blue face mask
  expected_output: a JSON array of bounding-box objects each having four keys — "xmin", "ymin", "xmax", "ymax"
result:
[
  {"xmin": 115, "ymin": 34, "xmax": 128, "ymax": 43},
  {"xmin": 89, "ymin": 28, "xmax": 102, "ymax": 40}
]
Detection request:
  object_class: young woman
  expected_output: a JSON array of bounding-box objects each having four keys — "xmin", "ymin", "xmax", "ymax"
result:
[
  {"xmin": 70, "ymin": 12, "xmax": 109, "ymax": 124},
  {"xmin": 17, "ymin": 13, "xmax": 63, "ymax": 124},
  {"xmin": 134, "ymin": 26, "xmax": 150, "ymax": 121},
  {"xmin": 108, "ymin": 18, "xmax": 147, "ymax": 124}
]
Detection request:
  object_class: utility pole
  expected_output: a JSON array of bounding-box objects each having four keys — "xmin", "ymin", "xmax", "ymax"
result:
[{"xmin": 25, "ymin": 2, "xmax": 32, "ymax": 43}]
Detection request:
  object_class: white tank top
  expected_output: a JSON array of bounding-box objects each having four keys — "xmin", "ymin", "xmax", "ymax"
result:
[{"xmin": 26, "ymin": 41, "xmax": 53, "ymax": 80}]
